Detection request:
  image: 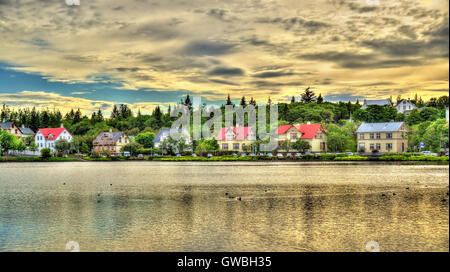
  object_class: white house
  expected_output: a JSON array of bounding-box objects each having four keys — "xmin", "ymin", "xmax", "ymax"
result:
[
  {"xmin": 396, "ymin": 99, "xmax": 417, "ymax": 114},
  {"xmin": 153, "ymin": 128, "xmax": 191, "ymax": 148},
  {"xmin": 35, "ymin": 124, "xmax": 73, "ymax": 152}
]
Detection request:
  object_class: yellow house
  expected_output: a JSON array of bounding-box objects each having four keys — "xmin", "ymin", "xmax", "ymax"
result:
[
  {"xmin": 216, "ymin": 127, "xmax": 255, "ymax": 152},
  {"xmin": 277, "ymin": 123, "xmax": 328, "ymax": 152},
  {"xmin": 356, "ymin": 122, "xmax": 408, "ymax": 153},
  {"xmin": 93, "ymin": 130, "xmax": 130, "ymax": 155}
]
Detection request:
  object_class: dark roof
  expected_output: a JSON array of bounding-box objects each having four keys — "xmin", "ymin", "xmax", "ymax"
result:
[
  {"xmin": 20, "ymin": 127, "xmax": 34, "ymax": 135},
  {"xmin": 0, "ymin": 122, "xmax": 14, "ymax": 130},
  {"xmin": 93, "ymin": 131, "xmax": 125, "ymax": 145}
]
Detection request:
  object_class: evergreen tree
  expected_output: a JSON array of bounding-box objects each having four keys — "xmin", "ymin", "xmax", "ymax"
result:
[
  {"xmin": 317, "ymin": 93, "xmax": 323, "ymax": 104},
  {"xmin": 249, "ymin": 97, "xmax": 256, "ymax": 106},
  {"xmin": 301, "ymin": 87, "xmax": 316, "ymax": 103},
  {"xmin": 184, "ymin": 95, "xmax": 193, "ymax": 110},
  {"xmin": 226, "ymin": 94, "xmax": 233, "ymax": 106},
  {"xmin": 291, "ymin": 96, "xmax": 295, "ymax": 104},
  {"xmin": 73, "ymin": 109, "xmax": 82, "ymax": 123},
  {"xmin": 30, "ymin": 107, "xmax": 40, "ymax": 131},
  {"xmin": 97, "ymin": 109, "xmax": 103, "ymax": 121},
  {"xmin": 240, "ymin": 96, "xmax": 247, "ymax": 107},
  {"xmin": 111, "ymin": 105, "xmax": 120, "ymax": 119}
]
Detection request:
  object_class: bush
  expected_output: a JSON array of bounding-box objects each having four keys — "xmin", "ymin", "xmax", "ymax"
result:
[
  {"xmin": 379, "ymin": 155, "xmax": 449, "ymax": 161},
  {"xmin": 40, "ymin": 148, "xmax": 52, "ymax": 159},
  {"xmin": 334, "ymin": 156, "xmax": 368, "ymax": 161}
]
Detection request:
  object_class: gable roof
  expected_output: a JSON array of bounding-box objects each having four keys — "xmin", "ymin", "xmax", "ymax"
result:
[
  {"xmin": 216, "ymin": 127, "xmax": 254, "ymax": 140},
  {"xmin": 154, "ymin": 128, "xmax": 188, "ymax": 143},
  {"xmin": 277, "ymin": 124, "xmax": 327, "ymax": 139},
  {"xmin": 19, "ymin": 127, "xmax": 35, "ymax": 135},
  {"xmin": 356, "ymin": 122, "xmax": 405, "ymax": 133},
  {"xmin": 37, "ymin": 127, "xmax": 71, "ymax": 140},
  {"xmin": 0, "ymin": 122, "xmax": 15, "ymax": 130},
  {"xmin": 363, "ymin": 99, "xmax": 391, "ymax": 106},
  {"xmin": 93, "ymin": 131, "xmax": 125, "ymax": 145}
]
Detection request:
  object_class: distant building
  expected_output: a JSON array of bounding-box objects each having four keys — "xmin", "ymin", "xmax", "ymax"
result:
[
  {"xmin": 277, "ymin": 123, "xmax": 328, "ymax": 152},
  {"xmin": 396, "ymin": 99, "xmax": 417, "ymax": 114},
  {"xmin": 0, "ymin": 121, "xmax": 34, "ymax": 138},
  {"xmin": 216, "ymin": 127, "xmax": 255, "ymax": 152},
  {"xmin": 446, "ymin": 106, "xmax": 449, "ymax": 122},
  {"xmin": 361, "ymin": 99, "xmax": 392, "ymax": 109},
  {"xmin": 153, "ymin": 128, "xmax": 191, "ymax": 149},
  {"xmin": 356, "ymin": 122, "xmax": 408, "ymax": 153},
  {"xmin": 34, "ymin": 124, "xmax": 72, "ymax": 152},
  {"xmin": 93, "ymin": 130, "xmax": 130, "ymax": 155}
]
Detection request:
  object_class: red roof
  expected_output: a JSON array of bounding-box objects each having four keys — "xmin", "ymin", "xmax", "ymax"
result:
[
  {"xmin": 277, "ymin": 124, "xmax": 327, "ymax": 139},
  {"xmin": 38, "ymin": 128, "xmax": 71, "ymax": 140},
  {"xmin": 216, "ymin": 127, "xmax": 253, "ymax": 140}
]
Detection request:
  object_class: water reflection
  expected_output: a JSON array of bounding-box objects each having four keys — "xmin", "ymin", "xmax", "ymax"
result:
[{"xmin": 0, "ymin": 162, "xmax": 448, "ymax": 252}]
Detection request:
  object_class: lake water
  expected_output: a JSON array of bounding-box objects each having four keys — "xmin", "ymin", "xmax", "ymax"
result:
[{"xmin": 0, "ymin": 161, "xmax": 448, "ymax": 252}]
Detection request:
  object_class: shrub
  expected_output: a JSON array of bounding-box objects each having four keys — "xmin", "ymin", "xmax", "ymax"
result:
[
  {"xmin": 335, "ymin": 156, "xmax": 368, "ymax": 161},
  {"xmin": 40, "ymin": 148, "xmax": 52, "ymax": 159}
]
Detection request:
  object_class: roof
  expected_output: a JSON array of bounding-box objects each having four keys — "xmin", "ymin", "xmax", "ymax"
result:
[
  {"xmin": 37, "ymin": 127, "xmax": 71, "ymax": 140},
  {"xmin": 363, "ymin": 99, "xmax": 391, "ymax": 106},
  {"xmin": 154, "ymin": 128, "xmax": 188, "ymax": 143},
  {"xmin": 0, "ymin": 122, "xmax": 14, "ymax": 130},
  {"xmin": 93, "ymin": 131, "xmax": 124, "ymax": 145},
  {"xmin": 356, "ymin": 122, "xmax": 405, "ymax": 133},
  {"xmin": 216, "ymin": 127, "xmax": 253, "ymax": 140},
  {"xmin": 19, "ymin": 127, "xmax": 34, "ymax": 135},
  {"xmin": 277, "ymin": 124, "xmax": 327, "ymax": 139}
]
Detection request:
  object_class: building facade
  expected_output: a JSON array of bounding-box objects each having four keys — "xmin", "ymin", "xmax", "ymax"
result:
[
  {"xmin": 34, "ymin": 125, "xmax": 72, "ymax": 152},
  {"xmin": 356, "ymin": 122, "xmax": 408, "ymax": 153},
  {"xmin": 396, "ymin": 99, "xmax": 417, "ymax": 114},
  {"xmin": 93, "ymin": 131, "xmax": 130, "ymax": 155},
  {"xmin": 277, "ymin": 123, "xmax": 328, "ymax": 152},
  {"xmin": 216, "ymin": 127, "xmax": 255, "ymax": 152}
]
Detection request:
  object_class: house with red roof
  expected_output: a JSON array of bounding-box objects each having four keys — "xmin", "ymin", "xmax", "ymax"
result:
[
  {"xmin": 277, "ymin": 122, "xmax": 328, "ymax": 152},
  {"xmin": 216, "ymin": 126, "xmax": 255, "ymax": 152},
  {"xmin": 34, "ymin": 124, "xmax": 73, "ymax": 152},
  {"xmin": 0, "ymin": 121, "xmax": 34, "ymax": 138}
]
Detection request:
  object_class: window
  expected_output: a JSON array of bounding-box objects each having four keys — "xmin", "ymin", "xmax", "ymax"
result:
[
  {"xmin": 359, "ymin": 134, "xmax": 364, "ymax": 140},
  {"xmin": 386, "ymin": 133, "xmax": 393, "ymax": 139},
  {"xmin": 233, "ymin": 143, "xmax": 240, "ymax": 150},
  {"xmin": 119, "ymin": 138, "xmax": 122, "ymax": 143},
  {"xmin": 226, "ymin": 135, "xmax": 234, "ymax": 141},
  {"xmin": 370, "ymin": 144, "xmax": 375, "ymax": 150},
  {"xmin": 315, "ymin": 133, "xmax": 322, "ymax": 139},
  {"xmin": 222, "ymin": 143, "xmax": 229, "ymax": 150},
  {"xmin": 376, "ymin": 143, "xmax": 381, "ymax": 150},
  {"xmin": 386, "ymin": 143, "xmax": 393, "ymax": 150},
  {"xmin": 370, "ymin": 133, "xmax": 374, "ymax": 139},
  {"xmin": 242, "ymin": 143, "xmax": 246, "ymax": 150},
  {"xmin": 290, "ymin": 133, "xmax": 297, "ymax": 140},
  {"xmin": 125, "ymin": 138, "xmax": 128, "ymax": 143},
  {"xmin": 376, "ymin": 133, "xmax": 381, "ymax": 139}
]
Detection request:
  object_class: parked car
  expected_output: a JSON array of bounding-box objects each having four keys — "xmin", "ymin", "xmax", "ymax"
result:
[
  {"xmin": 240, "ymin": 153, "xmax": 247, "ymax": 156},
  {"xmin": 232, "ymin": 153, "xmax": 238, "ymax": 156},
  {"xmin": 294, "ymin": 153, "xmax": 302, "ymax": 157},
  {"xmin": 207, "ymin": 153, "xmax": 213, "ymax": 158},
  {"xmin": 249, "ymin": 153, "xmax": 256, "ymax": 156},
  {"xmin": 422, "ymin": 151, "xmax": 438, "ymax": 156},
  {"xmin": 123, "ymin": 151, "xmax": 131, "ymax": 157},
  {"xmin": 345, "ymin": 152, "xmax": 354, "ymax": 156},
  {"xmin": 176, "ymin": 154, "xmax": 182, "ymax": 157},
  {"xmin": 276, "ymin": 153, "xmax": 284, "ymax": 158},
  {"xmin": 137, "ymin": 154, "xmax": 144, "ymax": 158},
  {"xmin": 267, "ymin": 153, "xmax": 273, "ymax": 157},
  {"xmin": 192, "ymin": 153, "xmax": 197, "ymax": 157},
  {"xmin": 286, "ymin": 153, "xmax": 292, "ymax": 157},
  {"xmin": 304, "ymin": 152, "xmax": 312, "ymax": 155}
]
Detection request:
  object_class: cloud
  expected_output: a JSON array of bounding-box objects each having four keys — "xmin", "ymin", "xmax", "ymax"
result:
[
  {"xmin": 182, "ymin": 40, "xmax": 235, "ymax": 56},
  {"xmin": 207, "ymin": 66, "xmax": 245, "ymax": 76},
  {"xmin": 252, "ymin": 70, "xmax": 295, "ymax": 78}
]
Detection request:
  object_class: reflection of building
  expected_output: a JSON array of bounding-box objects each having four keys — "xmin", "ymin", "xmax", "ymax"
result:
[
  {"xmin": 93, "ymin": 130, "xmax": 130, "ymax": 155},
  {"xmin": 361, "ymin": 99, "xmax": 392, "ymax": 109},
  {"xmin": 277, "ymin": 123, "xmax": 328, "ymax": 152},
  {"xmin": 396, "ymin": 99, "xmax": 417, "ymax": 114},
  {"xmin": 153, "ymin": 128, "xmax": 191, "ymax": 148},
  {"xmin": 0, "ymin": 121, "xmax": 34, "ymax": 138},
  {"xmin": 356, "ymin": 122, "xmax": 407, "ymax": 153},
  {"xmin": 216, "ymin": 127, "xmax": 255, "ymax": 152},
  {"xmin": 35, "ymin": 124, "xmax": 72, "ymax": 152}
]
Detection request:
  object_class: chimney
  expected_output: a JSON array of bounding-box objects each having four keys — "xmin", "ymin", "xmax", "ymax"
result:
[{"xmin": 60, "ymin": 123, "xmax": 64, "ymax": 128}]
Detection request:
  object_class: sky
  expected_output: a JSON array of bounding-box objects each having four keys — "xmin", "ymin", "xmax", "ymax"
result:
[{"xmin": 0, "ymin": 0, "xmax": 448, "ymax": 115}]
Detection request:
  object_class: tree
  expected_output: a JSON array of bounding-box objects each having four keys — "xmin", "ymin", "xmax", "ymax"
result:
[
  {"xmin": 135, "ymin": 132, "xmax": 156, "ymax": 148},
  {"xmin": 292, "ymin": 139, "xmax": 311, "ymax": 153},
  {"xmin": 301, "ymin": 87, "xmax": 316, "ymax": 103},
  {"xmin": 317, "ymin": 93, "xmax": 323, "ymax": 104},
  {"xmin": 240, "ymin": 96, "xmax": 247, "ymax": 106},
  {"xmin": 29, "ymin": 142, "xmax": 38, "ymax": 152},
  {"xmin": 291, "ymin": 96, "xmax": 296, "ymax": 104},
  {"xmin": 0, "ymin": 130, "xmax": 15, "ymax": 156},
  {"xmin": 81, "ymin": 142, "xmax": 90, "ymax": 154},
  {"xmin": 226, "ymin": 94, "xmax": 233, "ymax": 106},
  {"xmin": 40, "ymin": 148, "xmax": 52, "ymax": 159},
  {"xmin": 55, "ymin": 138, "xmax": 71, "ymax": 156},
  {"xmin": 121, "ymin": 142, "xmax": 143, "ymax": 156}
]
